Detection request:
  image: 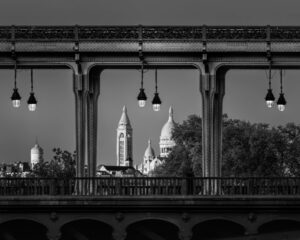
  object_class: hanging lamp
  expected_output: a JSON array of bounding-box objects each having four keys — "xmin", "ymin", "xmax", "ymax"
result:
[
  {"xmin": 10, "ymin": 61, "xmax": 21, "ymax": 108},
  {"xmin": 277, "ymin": 69, "xmax": 287, "ymax": 112},
  {"xmin": 27, "ymin": 69, "xmax": 37, "ymax": 111},
  {"xmin": 137, "ymin": 62, "xmax": 147, "ymax": 107},
  {"xmin": 265, "ymin": 61, "xmax": 275, "ymax": 108},
  {"xmin": 152, "ymin": 69, "xmax": 162, "ymax": 111}
]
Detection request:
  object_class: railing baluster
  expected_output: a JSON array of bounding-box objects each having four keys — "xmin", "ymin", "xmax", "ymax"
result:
[
  {"xmin": 181, "ymin": 178, "xmax": 187, "ymax": 195},
  {"xmin": 0, "ymin": 176, "xmax": 299, "ymax": 197},
  {"xmin": 116, "ymin": 178, "xmax": 121, "ymax": 196}
]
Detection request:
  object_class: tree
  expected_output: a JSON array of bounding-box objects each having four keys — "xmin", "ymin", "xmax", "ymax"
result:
[
  {"xmin": 276, "ymin": 123, "xmax": 300, "ymax": 176},
  {"xmin": 32, "ymin": 148, "xmax": 76, "ymax": 178},
  {"xmin": 173, "ymin": 114, "xmax": 202, "ymax": 176},
  {"xmin": 51, "ymin": 148, "xmax": 76, "ymax": 178},
  {"xmin": 153, "ymin": 114, "xmax": 300, "ymax": 177},
  {"xmin": 152, "ymin": 145, "xmax": 193, "ymax": 177},
  {"xmin": 222, "ymin": 116, "xmax": 252, "ymax": 176}
]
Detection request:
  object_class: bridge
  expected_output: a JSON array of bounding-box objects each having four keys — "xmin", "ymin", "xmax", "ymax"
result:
[
  {"xmin": 0, "ymin": 177, "xmax": 300, "ymax": 239},
  {"xmin": 0, "ymin": 25, "xmax": 300, "ymax": 239},
  {"xmin": 1, "ymin": 25, "xmax": 300, "ymax": 179}
]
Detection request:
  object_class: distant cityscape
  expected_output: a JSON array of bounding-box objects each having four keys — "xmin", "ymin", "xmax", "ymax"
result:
[
  {"xmin": 0, "ymin": 141, "xmax": 44, "ymax": 177},
  {"xmin": 0, "ymin": 105, "xmax": 176, "ymax": 178}
]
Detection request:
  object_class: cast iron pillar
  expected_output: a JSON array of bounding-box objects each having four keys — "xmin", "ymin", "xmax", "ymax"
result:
[
  {"xmin": 212, "ymin": 71, "xmax": 225, "ymax": 178},
  {"xmin": 200, "ymin": 65, "xmax": 225, "ymax": 180},
  {"xmin": 74, "ymin": 63, "xmax": 89, "ymax": 180},
  {"xmin": 87, "ymin": 67, "xmax": 101, "ymax": 178}
]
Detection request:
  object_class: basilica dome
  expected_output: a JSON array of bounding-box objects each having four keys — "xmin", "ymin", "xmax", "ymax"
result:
[
  {"xmin": 144, "ymin": 139, "xmax": 155, "ymax": 159},
  {"xmin": 159, "ymin": 106, "xmax": 176, "ymax": 158},
  {"xmin": 160, "ymin": 107, "xmax": 175, "ymax": 141}
]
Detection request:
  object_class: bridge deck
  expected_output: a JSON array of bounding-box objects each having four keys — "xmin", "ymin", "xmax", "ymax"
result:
[{"xmin": 0, "ymin": 195, "xmax": 299, "ymax": 217}]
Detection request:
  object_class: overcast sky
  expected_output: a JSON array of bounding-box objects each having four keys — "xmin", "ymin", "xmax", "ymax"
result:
[{"xmin": 0, "ymin": 0, "xmax": 300, "ymax": 166}]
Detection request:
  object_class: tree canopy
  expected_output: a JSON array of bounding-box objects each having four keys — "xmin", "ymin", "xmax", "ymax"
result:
[
  {"xmin": 32, "ymin": 148, "xmax": 76, "ymax": 178},
  {"xmin": 152, "ymin": 114, "xmax": 300, "ymax": 177}
]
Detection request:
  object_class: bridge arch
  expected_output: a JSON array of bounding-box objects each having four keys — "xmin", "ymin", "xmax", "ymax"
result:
[
  {"xmin": 0, "ymin": 219, "xmax": 48, "ymax": 240},
  {"xmin": 60, "ymin": 219, "xmax": 113, "ymax": 240},
  {"xmin": 191, "ymin": 219, "xmax": 246, "ymax": 240},
  {"xmin": 191, "ymin": 216, "xmax": 248, "ymax": 228},
  {"xmin": 121, "ymin": 215, "xmax": 182, "ymax": 230},
  {"xmin": 86, "ymin": 62, "xmax": 203, "ymax": 93},
  {"xmin": 85, "ymin": 63, "xmax": 202, "ymax": 178},
  {"xmin": 125, "ymin": 218, "xmax": 180, "ymax": 240},
  {"xmin": 258, "ymin": 219, "xmax": 300, "ymax": 234}
]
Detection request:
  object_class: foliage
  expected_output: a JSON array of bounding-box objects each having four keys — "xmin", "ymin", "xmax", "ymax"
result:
[
  {"xmin": 153, "ymin": 115, "xmax": 202, "ymax": 177},
  {"xmin": 32, "ymin": 148, "xmax": 76, "ymax": 178},
  {"xmin": 222, "ymin": 118, "xmax": 283, "ymax": 177},
  {"xmin": 153, "ymin": 145, "xmax": 193, "ymax": 177},
  {"xmin": 153, "ymin": 114, "xmax": 300, "ymax": 177}
]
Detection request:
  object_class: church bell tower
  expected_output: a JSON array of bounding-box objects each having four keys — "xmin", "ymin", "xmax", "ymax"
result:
[{"xmin": 116, "ymin": 106, "xmax": 133, "ymax": 167}]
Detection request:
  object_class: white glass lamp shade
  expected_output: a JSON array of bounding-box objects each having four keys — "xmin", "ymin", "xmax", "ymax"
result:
[
  {"xmin": 278, "ymin": 104, "xmax": 285, "ymax": 112},
  {"xmin": 153, "ymin": 104, "xmax": 161, "ymax": 111},
  {"xmin": 266, "ymin": 100, "xmax": 274, "ymax": 108},
  {"xmin": 12, "ymin": 100, "xmax": 21, "ymax": 108},
  {"xmin": 138, "ymin": 100, "xmax": 146, "ymax": 108},
  {"xmin": 28, "ymin": 104, "xmax": 37, "ymax": 111}
]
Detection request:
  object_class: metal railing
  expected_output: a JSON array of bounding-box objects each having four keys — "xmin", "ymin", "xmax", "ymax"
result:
[
  {"xmin": 0, "ymin": 177, "xmax": 299, "ymax": 196},
  {"xmin": 0, "ymin": 25, "xmax": 300, "ymax": 41}
]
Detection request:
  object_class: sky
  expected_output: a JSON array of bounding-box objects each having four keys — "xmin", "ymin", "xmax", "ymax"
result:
[{"xmin": 0, "ymin": 0, "xmax": 300, "ymax": 165}]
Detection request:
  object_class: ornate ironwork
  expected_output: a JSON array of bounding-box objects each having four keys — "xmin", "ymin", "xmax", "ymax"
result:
[
  {"xmin": 206, "ymin": 26, "xmax": 267, "ymax": 40},
  {"xmin": 142, "ymin": 26, "xmax": 202, "ymax": 40},
  {"xmin": 271, "ymin": 26, "xmax": 300, "ymax": 40},
  {"xmin": 14, "ymin": 26, "xmax": 75, "ymax": 40},
  {"xmin": 78, "ymin": 26, "xmax": 138, "ymax": 40},
  {"xmin": 0, "ymin": 177, "xmax": 300, "ymax": 196},
  {"xmin": 0, "ymin": 26, "xmax": 298, "ymax": 41},
  {"xmin": 0, "ymin": 26, "xmax": 12, "ymax": 40}
]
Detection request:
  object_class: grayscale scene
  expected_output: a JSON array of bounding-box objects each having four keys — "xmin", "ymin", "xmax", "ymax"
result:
[{"xmin": 0, "ymin": 0, "xmax": 300, "ymax": 239}]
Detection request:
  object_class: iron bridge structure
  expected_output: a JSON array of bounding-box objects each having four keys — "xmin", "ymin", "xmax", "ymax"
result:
[{"xmin": 0, "ymin": 25, "xmax": 299, "ymax": 240}]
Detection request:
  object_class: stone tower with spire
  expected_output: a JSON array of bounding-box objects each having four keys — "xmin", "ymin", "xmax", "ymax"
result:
[
  {"xmin": 116, "ymin": 106, "xmax": 133, "ymax": 167},
  {"xmin": 159, "ymin": 106, "xmax": 176, "ymax": 158}
]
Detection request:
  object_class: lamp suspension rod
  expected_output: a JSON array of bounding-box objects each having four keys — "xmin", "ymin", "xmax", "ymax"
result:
[
  {"xmin": 268, "ymin": 60, "xmax": 272, "ymax": 89},
  {"xmin": 14, "ymin": 60, "xmax": 17, "ymax": 89},
  {"xmin": 155, "ymin": 69, "xmax": 158, "ymax": 93},
  {"xmin": 280, "ymin": 69, "xmax": 283, "ymax": 93},
  {"xmin": 30, "ymin": 68, "xmax": 33, "ymax": 92},
  {"xmin": 141, "ymin": 62, "xmax": 144, "ymax": 89}
]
